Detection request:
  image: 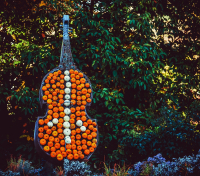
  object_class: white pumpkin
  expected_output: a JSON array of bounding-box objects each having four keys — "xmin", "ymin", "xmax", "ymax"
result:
[
  {"xmin": 64, "ymin": 88, "xmax": 70, "ymax": 94},
  {"xmin": 52, "ymin": 118, "xmax": 58, "ymax": 124},
  {"xmin": 64, "ymin": 100, "xmax": 70, "ymax": 106},
  {"xmin": 65, "ymin": 136, "xmax": 70, "ymax": 140},
  {"xmin": 64, "ymin": 108, "xmax": 71, "ymax": 115},
  {"xmin": 64, "ymin": 70, "xmax": 69, "ymax": 76},
  {"xmin": 65, "ymin": 138, "xmax": 71, "ymax": 144},
  {"xmin": 63, "ymin": 128, "xmax": 71, "ymax": 136},
  {"xmin": 76, "ymin": 120, "xmax": 83, "ymax": 127},
  {"xmin": 80, "ymin": 126, "xmax": 86, "ymax": 132},
  {"xmin": 64, "ymin": 116, "xmax": 70, "ymax": 122},
  {"xmin": 64, "ymin": 76, "xmax": 70, "ymax": 81},
  {"xmin": 66, "ymin": 82, "xmax": 71, "ymax": 88},
  {"xmin": 65, "ymin": 94, "xmax": 70, "ymax": 100},
  {"xmin": 47, "ymin": 121, "xmax": 53, "ymax": 127},
  {"xmin": 63, "ymin": 122, "xmax": 70, "ymax": 128}
]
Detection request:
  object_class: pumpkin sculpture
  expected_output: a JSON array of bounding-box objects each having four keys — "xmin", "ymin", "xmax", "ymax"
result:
[{"xmin": 34, "ymin": 15, "xmax": 99, "ymax": 166}]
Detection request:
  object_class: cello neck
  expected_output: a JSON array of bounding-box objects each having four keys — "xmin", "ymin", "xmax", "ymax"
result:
[{"xmin": 59, "ymin": 15, "xmax": 76, "ymax": 70}]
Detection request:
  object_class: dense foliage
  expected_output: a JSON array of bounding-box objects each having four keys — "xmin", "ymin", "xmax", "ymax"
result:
[{"xmin": 0, "ymin": 0, "xmax": 200, "ymax": 174}]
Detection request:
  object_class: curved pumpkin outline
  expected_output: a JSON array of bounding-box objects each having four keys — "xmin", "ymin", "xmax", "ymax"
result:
[{"xmin": 34, "ymin": 66, "xmax": 99, "ymax": 166}]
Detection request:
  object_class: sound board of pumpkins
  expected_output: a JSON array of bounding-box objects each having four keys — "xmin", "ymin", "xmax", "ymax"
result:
[{"xmin": 34, "ymin": 68, "xmax": 98, "ymax": 165}]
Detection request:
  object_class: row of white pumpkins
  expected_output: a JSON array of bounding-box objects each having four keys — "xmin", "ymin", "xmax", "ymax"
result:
[{"xmin": 45, "ymin": 69, "xmax": 87, "ymax": 144}]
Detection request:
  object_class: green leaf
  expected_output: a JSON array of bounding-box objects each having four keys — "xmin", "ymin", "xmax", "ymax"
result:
[
  {"xmin": 108, "ymin": 104, "xmax": 112, "ymax": 110},
  {"xmin": 129, "ymin": 79, "xmax": 134, "ymax": 84},
  {"xmin": 25, "ymin": 109, "xmax": 27, "ymax": 115},
  {"xmin": 93, "ymin": 63, "xmax": 98, "ymax": 70},
  {"xmin": 121, "ymin": 122, "xmax": 127, "ymax": 126},
  {"xmin": 144, "ymin": 43, "xmax": 151, "ymax": 47},
  {"xmin": 100, "ymin": 93, "xmax": 103, "ymax": 98},
  {"xmin": 105, "ymin": 101, "xmax": 108, "ymax": 107},
  {"xmin": 136, "ymin": 109, "xmax": 142, "ymax": 113},
  {"xmin": 116, "ymin": 37, "xmax": 120, "ymax": 43},
  {"xmin": 103, "ymin": 88, "xmax": 108, "ymax": 91},
  {"xmin": 97, "ymin": 13, "xmax": 100, "ymax": 18},
  {"xmin": 114, "ymin": 155, "xmax": 119, "ymax": 160},
  {"xmin": 134, "ymin": 82, "xmax": 137, "ymax": 89},
  {"xmin": 21, "ymin": 97, "xmax": 25, "ymax": 104},
  {"xmin": 116, "ymin": 99, "xmax": 119, "ymax": 104},
  {"xmin": 27, "ymin": 52, "xmax": 31, "ymax": 65},
  {"xmin": 119, "ymin": 93, "xmax": 123, "ymax": 98},
  {"xmin": 113, "ymin": 70, "xmax": 117, "ymax": 77},
  {"xmin": 109, "ymin": 134, "xmax": 112, "ymax": 141},
  {"xmin": 16, "ymin": 146, "xmax": 23, "ymax": 151}
]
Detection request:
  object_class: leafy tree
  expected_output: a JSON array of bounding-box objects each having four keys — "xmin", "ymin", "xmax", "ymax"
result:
[
  {"xmin": 0, "ymin": 0, "xmax": 200, "ymax": 174},
  {"xmin": 0, "ymin": 0, "xmax": 74, "ymax": 170}
]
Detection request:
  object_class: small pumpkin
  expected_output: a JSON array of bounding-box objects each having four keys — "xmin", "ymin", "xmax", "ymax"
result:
[
  {"xmin": 38, "ymin": 133, "xmax": 44, "ymax": 138},
  {"xmin": 52, "ymin": 131, "xmax": 58, "ymax": 137},
  {"xmin": 79, "ymin": 154, "xmax": 85, "ymax": 159},
  {"xmin": 56, "ymin": 150, "xmax": 61, "ymax": 155},
  {"xmin": 55, "ymin": 143, "xmax": 60, "ymax": 149},
  {"xmin": 40, "ymin": 139, "xmax": 46, "ymax": 145},
  {"xmin": 51, "ymin": 152, "xmax": 56, "ymax": 158},
  {"xmin": 54, "ymin": 137, "xmax": 60, "ymax": 143},
  {"xmin": 84, "ymin": 149, "xmax": 90, "ymax": 155},
  {"xmin": 89, "ymin": 147, "xmax": 94, "ymax": 153},
  {"xmin": 44, "ymin": 146, "xmax": 50, "ymax": 152},
  {"xmin": 66, "ymin": 149, "xmax": 72, "ymax": 154},
  {"xmin": 67, "ymin": 154, "xmax": 73, "ymax": 160},
  {"xmin": 57, "ymin": 154, "xmax": 63, "ymax": 161},
  {"xmin": 61, "ymin": 152, "xmax": 67, "ymax": 158},
  {"xmin": 74, "ymin": 153, "xmax": 79, "ymax": 159}
]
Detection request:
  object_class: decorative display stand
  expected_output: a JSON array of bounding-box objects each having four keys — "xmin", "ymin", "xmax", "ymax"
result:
[{"xmin": 34, "ymin": 15, "xmax": 99, "ymax": 168}]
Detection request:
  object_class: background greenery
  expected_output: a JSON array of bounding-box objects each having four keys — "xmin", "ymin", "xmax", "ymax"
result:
[{"xmin": 0, "ymin": 0, "xmax": 200, "ymax": 174}]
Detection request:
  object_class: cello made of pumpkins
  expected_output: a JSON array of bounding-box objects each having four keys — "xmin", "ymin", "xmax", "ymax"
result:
[{"xmin": 34, "ymin": 15, "xmax": 99, "ymax": 166}]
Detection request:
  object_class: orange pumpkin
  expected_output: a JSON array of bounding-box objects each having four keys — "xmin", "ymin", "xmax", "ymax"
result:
[
  {"xmin": 44, "ymin": 146, "xmax": 50, "ymax": 152},
  {"xmin": 57, "ymin": 154, "xmax": 63, "ymax": 161},
  {"xmin": 61, "ymin": 152, "xmax": 67, "ymax": 158},
  {"xmin": 66, "ymin": 149, "xmax": 72, "ymax": 154},
  {"xmin": 74, "ymin": 153, "xmax": 79, "ymax": 159},
  {"xmin": 51, "ymin": 152, "xmax": 56, "ymax": 158},
  {"xmin": 67, "ymin": 154, "xmax": 73, "ymax": 160},
  {"xmin": 38, "ymin": 133, "xmax": 44, "ymax": 138},
  {"xmin": 40, "ymin": 139, "xmax": 46, "ymax": 145},
  {"xmin": 79, "ymin": 154, "xmax": 85, "ymax": 159}
]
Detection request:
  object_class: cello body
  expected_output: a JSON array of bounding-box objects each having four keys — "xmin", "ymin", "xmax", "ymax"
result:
[{"xmin": 34, "ymin": 15, "xmax": 99, "ymax": 166}]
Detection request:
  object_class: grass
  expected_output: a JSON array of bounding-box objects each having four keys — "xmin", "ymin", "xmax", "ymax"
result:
[
  {"xmin": 5, "ymin": 154, "xmax": 24, "ymax": 173},
  {"xmin": 2, "ymin": 154, "xmax": 135, "ymax": 176},
  {"xmin": 3, "ymin": 151, "xmax": 200, "ymax": 176},
  {"xmin": 91, "ymin": 155, "xmax": 133, "ymax": 176}
]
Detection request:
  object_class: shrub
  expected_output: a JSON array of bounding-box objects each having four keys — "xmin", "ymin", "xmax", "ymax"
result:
[
  {"xmin": 62, "ymin": 159, "xmax": 92, "ymax": 176},
  {"xmin": 129, "ymin": 149, "xmax": 200, "ymax": 176},
  {"xmin": 0, "ymin": 154, "xmax": 44, "ymax": 176},
  {"xmin": 0, "ymin": 170, "xmax": 20, "ymax": 176},
  {"xmin": 115, "ymin": 103, "xmax": 200, "ymax": 169}
]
